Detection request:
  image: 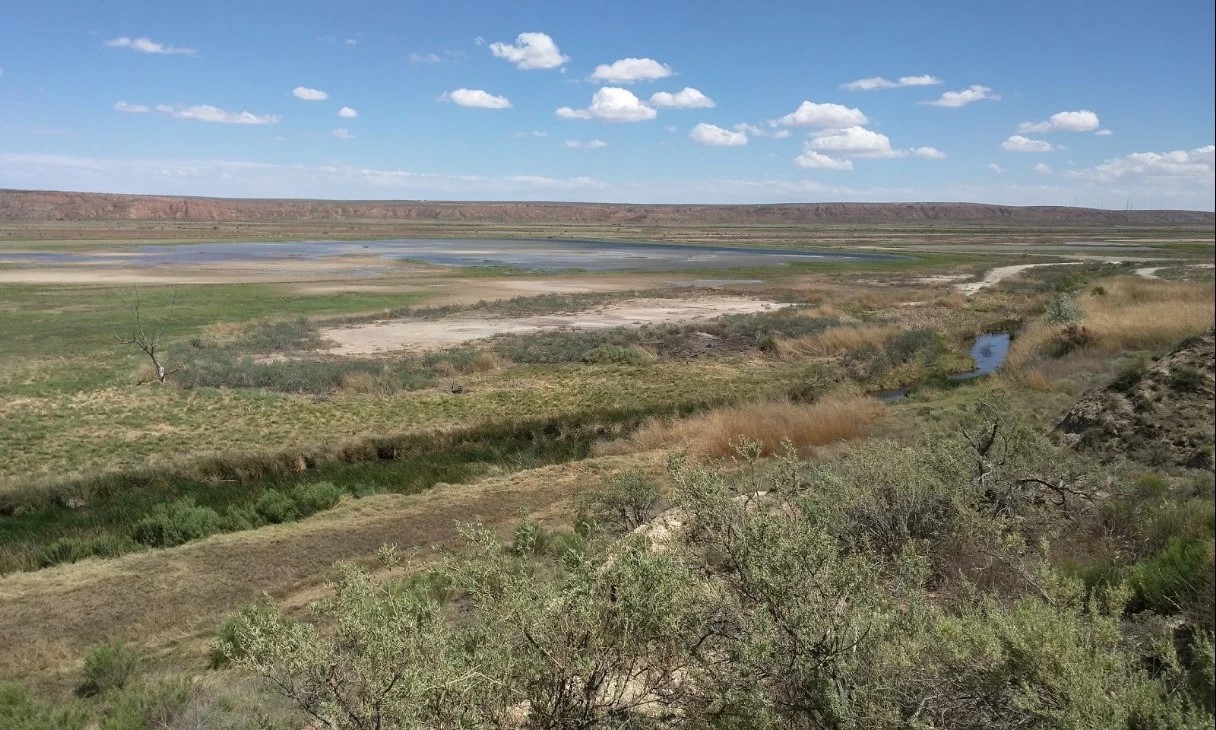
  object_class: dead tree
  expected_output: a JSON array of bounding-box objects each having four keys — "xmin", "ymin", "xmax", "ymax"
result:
[{"xmin": 112, "ymin": 289, "xmax": 182, "ymax": 383}]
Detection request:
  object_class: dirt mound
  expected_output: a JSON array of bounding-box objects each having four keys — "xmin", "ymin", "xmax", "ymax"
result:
[
  {"xmin": 1057, "ymin": 329, "xmax": 1216, "ymax": 468},
  {"xmin": 2, "ymin": 189, "xmax": 1213, "ymax": 226}
]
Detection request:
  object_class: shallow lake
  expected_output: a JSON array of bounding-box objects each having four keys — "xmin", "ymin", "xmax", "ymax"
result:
[{"xmin": 4, "ymin": 239, "xmax": 901, "ymax": 273}]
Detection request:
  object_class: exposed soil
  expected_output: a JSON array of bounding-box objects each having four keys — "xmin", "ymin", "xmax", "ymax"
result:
[
  {"xmin": 320, "ymin": 296, "xmax": 792, "ymax": 355},
  {"xmin": 1057, "ymin": 329, "xmax": 1216, "ymax": 469}
]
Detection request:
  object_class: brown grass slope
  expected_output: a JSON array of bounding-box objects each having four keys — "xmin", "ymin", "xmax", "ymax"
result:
[{"xmin": 2, "ymin": 188, "xmax": 1213, "ymax": 225}]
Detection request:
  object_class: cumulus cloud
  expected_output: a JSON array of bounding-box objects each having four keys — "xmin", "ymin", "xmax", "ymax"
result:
[
  {"xmin": 794, "ymin": 149, "xmax": 853, "ymax": 170},
  {"xmin": 153, "ymin": 104, "xmax": 280, "ymax": 125},
  {"xmin": 773, "ymin": 129, "xmax": 791, "ymax": 139},
  {"xmin": 689, "ymin": 123, "xmax": 747, "ymax": 147},
  {"xmin": 1068, "ymin": 145, "xmax": 1214, "ymax": 183},
  {"xmin": 1034, "ymin": 163, "xmax": 1052, "ymax": 174},
  {"xmin": 1094, "ymin": 129, "xmax": 1114, "ymax": 136},
  {"xmin": 440, "ymin": 88, "xmax": 512, "ymax": 109},
  {"xmin": 1017, "ymin": 110, "xmax": 1100, "ymax": 133},
  {"xmin": 292, "ymin": 86, "xmax": 328, "ymax": 101},
  {"xmin": 921, "ymin": 84, "xmax": 998, "ymax": 107},
  {"xmin": 103, "ymin": 36, "xmax": 195, "ymax": 55},
  {"xmin": 1001, "ymin": 135, "xmax": 1056, "ymax": 152},
  {"xmin": 649, "ymin": 87, "xmax": 715, "ymax": 109},
  {"xmin": 841, "ymin": 74, "xmax": 942, "ymax": 91},
  {"xmin": 556, "ymin": 87, "xmax": 656, "ymax": 122},
  {"xmin": 332, "ymin": 128, "xmax": 354, "ymax": 139},
  {"xmin": 113, "ymin": 101, "xmax": 149, "ymax": 113},
  {"xmin": 563, "ymin": 139, "xmax": 607, "ymax": 149},
  {"xmin": 338, "ymin": 106, "xmax": 357, "ymax": 118},
  {"xmin": 489, "ymin": 32, "xmax": 568, "ymax": 70},
  {"xmin": 988, "ymin": 163, "xmax": 1005, "ymax": 173},
  {"xmin": 808, "ymin": 126, "xmax": 898, "ymax": 158},
  {"xmin": 909, "ymin": 146, "xmax": 947, "ymax": 159},
  {"xmin": 589, "ymin": 57, "xmax": 672, "ymax": 83},
  {"xmin": 773, "ymin": 101, "xmax": 868, "ymax": 128}
]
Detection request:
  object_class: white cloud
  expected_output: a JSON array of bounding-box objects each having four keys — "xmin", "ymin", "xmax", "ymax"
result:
[
  {"xmin": 338, "ymin": 106, "xmax": 357, "ymax": 118},
  {"xmin": 409, "ymin": 52, "xmax": 442, "ymax": 64},
  {"xmin": 589, "ymin": 57, "xmax": 672, "ymax": 83},
  {"xmin": 988, "ymin": 163, "xmax": 1005, "ymax": 173},
  {"xmin": 489, "ymin": 32, "xmax": 568, "ymax": 70},
  {"xmin": 794, "ymin": 150, "xmax": 853, "ymax": 170},
  {"xmin": 649, "ymin": 87, "xmax": 715, "ymax": 109},
  {"xmin": 1068, "ymin": 145, "xmax": 1214, "ymax": 183},
  {"xmin": 113, "ymin": 101, "xmax": 149, "ymax": 113},
  {"xmin": 1094, "ymin": 129, "xmax": 1113, "ymax": 136},
  {"xmin": 921, "ymin": 84, "xmax": 999, "ymax": 107},
  {"xmin": 689, "ymin": 123, "xmax": 747, "ymax": 147},
  {"xmin": 1001, "ymin": 135, "xmax": 1056, "ymax": 152},
  {"xmin": 292, "ymin": 86, "xmax": 328, "ymax": 101},
  {"xmin": 332, "ymin": 128, "xmax": 354, "ymax": 139},
  {"xmin": 841, "ymin": 74, "xmax": 942, "ymax": 91},
  {"xmin": 103, "ymin": 36, "xmax": 195, "ymax": 55},
  {"xmin": 344, "ymin": 38, "xmax": 358, "ymax": 46},
  {"xmin": 440, "ymin": 88, "xmax": 512, "ymax": 109},
  {"xmin": 563, "ymin": 139, "xmax": 607, "ymax": 149},
  {"xmin": 910, "ymin": 146, "xmax": 947, "ymax": 159},
  {"xmin": 1034, "ymin": 163, "xmax": 1052, "ymax": 174},
  {"xmin": 773, "ymin": 129, "xmax": 791, "ymax": 139},
  {"xmin": 153, "ymin": 104, "xmax": 280, "ymax": 125},
  {"xmin": 474, "ymin": 36, "xmax": 486, "ymax": 46},
  {"xmin": 556, "ymin": 87, "xmax": 655, "ymax": 122},
  {"xmin": 733, "ymin": 122, "xmax": 766, "ymax": 137},
  {"xmin": 808, "ymin": 126, "xmax": 898, "ymax": 158},
  {"xmin": 1017, "ymin": 109, "xmax": 1100, "ymax": 133},
  {"xmin": 773, "ymin": 101, "xmax": 868, "ymax": 128}
]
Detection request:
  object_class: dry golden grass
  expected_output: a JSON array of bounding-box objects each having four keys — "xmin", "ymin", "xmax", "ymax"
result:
[
  {"xmin": 607, "ymin": 394, "xmax": 885, "ymax": 459},
  {"xmin": 467, "ymin": 351, "xmax": 508, "ymax": 373},
  {"xmin": 1008, "ymin": 277, "xmax": 1215, "ymax": 369},
  {"xmin": 775, "ymin": 325, "xmax": 897, "ymax": 359},
  {"xmin": 932, "ymin": 291, "xmax": 968, "ymax": 309}
]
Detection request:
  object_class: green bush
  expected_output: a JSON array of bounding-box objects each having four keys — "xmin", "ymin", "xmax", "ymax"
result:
[
  {"xmin": 254, "ymin": 490, "xmax": 299, "ymax": 525},
  {"xmin": 577, "ymin": 470, "xmax": 663, "ymax": 533},
  {"xmin": 98, "ymin": 677, "xmax": 192, "ymax": 729},
  {"xmin": 38, "ymin": 535, "xmax": 139, "ymax": 568},
  {"xmin": 131, "ymin": 499, "xmax": 222, "ymax": 548},
  {"xmin": 80, "ymin": 643, "xmax": 139, "ymax": 696},
  {"xmin": 0, "ymin": 683, "xmax": 87, "ymax": 729},
  {"xmin": 1131, "ymin": 537, "xmax": 1213, "ymax": 615},
  {"xmin": 290, "ymin": 481, "xmax": 345, "ymax": 514},
  {"xmin": 1170, "ymin": 365, "xmax": 1210, "ymax": 394}
]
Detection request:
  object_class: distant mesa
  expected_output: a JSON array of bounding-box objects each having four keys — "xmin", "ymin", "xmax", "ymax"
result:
[{"xmin": 0, "ymin": 189, "xmax": 1212, "ymax": 226}]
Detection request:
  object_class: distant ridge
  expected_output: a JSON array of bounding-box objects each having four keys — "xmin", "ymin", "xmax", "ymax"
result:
[{"xmin": 1, "ymin": 189, "xmax": 1212, "ymax": 226}]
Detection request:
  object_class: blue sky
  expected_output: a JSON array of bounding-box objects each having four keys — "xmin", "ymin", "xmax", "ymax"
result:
[{"xmin": 1, "ymin": 0, "xmax": 1213, "ymax": 209}]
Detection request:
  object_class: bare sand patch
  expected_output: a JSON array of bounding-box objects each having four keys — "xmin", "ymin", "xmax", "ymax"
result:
[{"xmin": 320, "ymin": 295, "xmax": 792, "ymax": 355}]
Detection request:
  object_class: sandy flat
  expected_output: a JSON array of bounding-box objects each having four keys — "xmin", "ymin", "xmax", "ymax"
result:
[{"xmin": 320, "ymin": 295, "xmax": 791, "ymax": 355}]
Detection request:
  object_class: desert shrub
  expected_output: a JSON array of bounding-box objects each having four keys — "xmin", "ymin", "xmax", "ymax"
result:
[
  {"xmin": 509, "ymin": 522, "xmax": 553, "ymax": 556},
  {"xmin": 0, "ymin": 684, "xmax": 87, "ymax": 729},
  {"xmin": 1045, "ymin": 292, "xmax": 1084, "ymax": 323},
  {"xmin": 577, "ymin": 471, "xmax": 663, "ymax": 533},
  {"xmin": 99, "ymin": 677, "xmax": 193, "ymax": 729},
  {"xmin": 1053, "ymin": 322, "xmax": 1096, "ymax": 354},
  {"xmin": 884, "ymin": 327, "xmax": 943, "ymax": 364},
  {"xmin": 253, "ymin": 490, "xmax": 299, "ymax": 525},
  {"xmin": 1170, "ymin": 364, "xmax": 1210, "ymax": 393},
  {"xmin": 1130, "ymin": 536, "xmax": 1214, "ymax": 615},
  {"xmin": 1111, "ymin": 354, "xmax": 1149, "ymax": 392},
  {"xmin": 228, "ymin": 317, "xmax": 324, "ymax": 353},
  {"xmin": 220, "ymin": 503, "xmax": 264, "ymax": 532},
  {"xmin": 131, "ymin": 499, "xmax": 222, "ymax": 548},
  {"xmin": 38, "ymin": 535, "xmax": 139, "ymax": 568},
  {"xmin": 582, "ymin": 344, "xmax": 651, "ymax": 365},
  {"xmin": 211, "ymin": 603, "xmax": 281, "ymax": 668},
  {"xmin": 80, "ymin": 643, "xmax": 139, "ymax": 696}
]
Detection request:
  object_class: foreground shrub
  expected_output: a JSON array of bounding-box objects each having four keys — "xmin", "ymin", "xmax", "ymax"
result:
[
  {"xmin": 80, "ymin": 643, "xmax": 139, "ymax": 697},
  {"xmin": 130, "ymin": 499, "xmax": 222, "ymax": 548},
  {"xmin": 1044, "ymin": 292, "xmax": 1084, "ymax": 323},
  {"xmin": 577, "ymin": 470, "xmax": 663, "ymax": 533},
  {"xmin": 1131, "ymin": 536, "xmax": 1214, "ymax": 615},
  {"xmin": 0, "ymin": 684, "xmax": 87, "ymax": 729},
  {"xmin": 99, "ymin": 677, "xmax": 192, "ymax": 729}
]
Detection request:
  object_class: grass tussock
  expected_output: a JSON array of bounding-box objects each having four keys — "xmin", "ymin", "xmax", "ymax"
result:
[
  {"xmin": 775, "ymin": 325, "xmax": 897, "ymax": 358},
  {"xmin": 609, "ymin": 394, "xmax": 885, "ymax": 459},
  {"xmin": 1008, "ymin": 277, "xmax": 1215, "ymax": 369}
]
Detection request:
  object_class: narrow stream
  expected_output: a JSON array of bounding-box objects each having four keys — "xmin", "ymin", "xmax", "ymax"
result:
[{"xmin": 874, "ymin": 332, "xmax": 1012, "ymax": 402}]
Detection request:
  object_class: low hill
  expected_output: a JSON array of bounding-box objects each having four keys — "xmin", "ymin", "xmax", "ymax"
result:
[{"xmin": 2, "ymin": 189, "xmax": 1213, "ymax": 226}]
